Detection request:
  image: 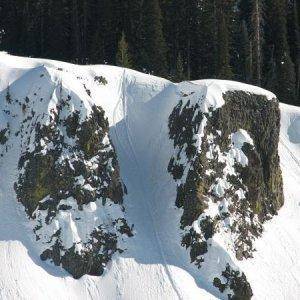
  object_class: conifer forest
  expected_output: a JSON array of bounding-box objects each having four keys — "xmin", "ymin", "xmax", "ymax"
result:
[{"xmin": 0, "ymin": 0, "xmax": 299, "ymax": 104}]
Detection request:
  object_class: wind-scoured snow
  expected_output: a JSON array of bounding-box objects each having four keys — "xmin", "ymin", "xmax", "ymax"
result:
[
  {"xmin": 0, "ymin": 53, "xmax": 299, "ymax": 299},
  {"xmin": 192, "ymin": 79, "xmax": 276, "ymax": 101}
]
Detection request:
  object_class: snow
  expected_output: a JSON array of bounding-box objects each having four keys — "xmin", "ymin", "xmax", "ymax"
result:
[
  {"xmin": 33, "ymin": 195, "xmax": 125, "ymax": 256},
  {"xmin": 204, "ymin": 129, "xmax": 253, "ymax": 200},
  {"xmin": 231, "ymin": 129, "xmax": 253, "ymax": 149},
  {"xmin": 179, "ymin": 81, "xmax": 224, "ymax": 112},
  {"xmin": 0, "ymin": 52, "xmax": 299, "ymax": 299},
  {"xmin": 195, "ymin": 117, "xmax": 208, "ymax": 152},
  {"xmin": 192, "ymin": 79, "xmax": 276, "ymax": 101},
  {"xmin": 193, "ymin": 198, "xmax": 220, "ymax": 234},
  {"xmin": 228, "ymin": 130, "xmax": 254, "ymax": 166}
]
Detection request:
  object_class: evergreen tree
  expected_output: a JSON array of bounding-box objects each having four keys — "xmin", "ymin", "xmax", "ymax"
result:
[
  {"xmin": 70, "ymin": 0, "xmax": 81, "ymax": 63},
  {"xmin": 237, "ymin": 0, "xmax": 255, "ymax": 82},
  {"xmin": 183, "ymin": 0, "xmax": 202, "ymax": 80},
  {"xmin": 41, "ymin": 0, "xmax": 71, "ymax": 61},
  {"xmin": 294, "ymin": 0, "xmax": 300, "ymax": 100},
  {"xmin": 89, "ymin": 0, "xmax": 119, "ymax": 65},
  {"xmin": 33, "ymin": 0, "xmax": 45, "ymax": 56},
  {"xmin": 119, "ymin": 0, "xmax": 143, "ymax": 69},
  {"xmin": 88, "ymin": 0, "xmax": 105, "ymax": 64},
  {"xmin": 160, "ymin": 0, "xmax": 185, "ymax": 78},
  {"xmin": 230, "ymin": 0, "xmax": 246, "ymax": 81},
  {"xmin": 116, "ymin": 32, "xmax": 132, "ymax": 68},
  {"xmin": 174, "ymin": 52, "xmax": 185, "ymax": 82},
  {"xmin": 0, "ymin": 0, "xmax": 298, "ymax": 102},
  {"xmin": 241, "ymin": 20, "xmax": 253, "ymax": 82},
  {"xmin": 216, "ymin": 0, "xmax": 233, "ymax": 79},
  {"xmin": 162, "ymin": 0, "xmax": 205, "ymax": 80},
  {"xmin": 265, "ymin": 0, "xmax": 296, "ymax": 104},
  {"xmin": 139, "ymin": 0, "xmax": 168, "ymax": 76},
  {"xmin": 81, "ymin": 0, "xmax": 90, "ymax": 63},
  {"xmin": 264, "ymin": 45, "xmax": 276, "ymax": 89},
  {"xmin": 250, "ymin": 0, "xmax": 263, "ymax": 85},
  {"xmin": 197, "ymin": 0, "xmax": 218, "ymax": 79},
  {"xmin": 287, "ymin": 0, "xmax": 300, "ymax": 101},
  {"xmin": 89, "ymin": 28, "xmax": 105, "ymax": 64},
  {"xmin": 98, "ymin": 0, "xmax": 119, "ymax": 65}
]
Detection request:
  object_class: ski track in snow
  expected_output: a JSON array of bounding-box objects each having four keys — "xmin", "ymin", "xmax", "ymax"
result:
[
  {"xmin": 0, "ymin": 53, "xmax": 299, "ymax": 299},
  {"xmin": 115, "ymin": 70, "xmax": 182, "ymax": 299}
]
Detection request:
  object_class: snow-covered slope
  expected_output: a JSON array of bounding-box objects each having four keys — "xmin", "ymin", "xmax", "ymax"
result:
[{"xmin": 0, "ymin": 53, "xmax": 299, "ymax": 299}]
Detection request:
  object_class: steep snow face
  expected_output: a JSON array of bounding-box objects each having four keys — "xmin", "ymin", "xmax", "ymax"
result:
[{"xmin": 0, "ymin": 53, "xmax": 298, "ymax": 300}]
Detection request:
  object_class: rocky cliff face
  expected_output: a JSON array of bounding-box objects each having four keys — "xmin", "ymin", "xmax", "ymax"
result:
[
  {"xmin": 0, "ymin": 67, "xmax": 132, "ymax": 279},
  {"xmin": 0, "ymin": 54, "xmax": 288, "ymax": 299},
  {"xmin": 168, "ymin": 82, "xmax": 283, "ymax": 299}
]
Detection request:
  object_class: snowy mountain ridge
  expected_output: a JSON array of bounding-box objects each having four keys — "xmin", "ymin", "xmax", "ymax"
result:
[{"xmin": 0, "ymin": 53, "xmax": 299, "ymax": 299}]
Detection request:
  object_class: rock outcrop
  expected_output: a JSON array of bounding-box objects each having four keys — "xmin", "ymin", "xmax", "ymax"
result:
[
  {"xmin": 168, "ymin": 83, "xmax": 283, "ymax": 299},
  {"xmin": 0, "ymin": 56, "xmax": 286, "ymax": 298},
  {"xmin": 0, "ymin": 67, "xmax": 133, "ymax": 279}
]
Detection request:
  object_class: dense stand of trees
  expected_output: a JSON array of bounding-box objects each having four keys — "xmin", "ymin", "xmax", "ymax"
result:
[{"xmin": 0, "ymin": 0, "xmax": 299, "ymax": 104}]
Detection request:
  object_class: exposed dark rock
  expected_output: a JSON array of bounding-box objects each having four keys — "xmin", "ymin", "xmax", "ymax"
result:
[
  {"xmin": 14, "ymin": 91, "xmax": 132, "ymax": 279},
  {"xmin": 168, "ymin": 89, "xmax": 283, "ymax": 298},
  {"xmin": 0, "ymin": 127, "xmax": 9, "ymax": 145},
  {"xmin": 213, "ymin": 264, "xmax": 253, "ymax": 300},
  {"xmin": 94, "ymin": 76, "xmax": 108, "ymax": 85},
  {"xmin": 219, "ymin": 91, "xmax": 284, "ymax": 220},
  {"xmin": 41, "ymin": 226, "xmax": 124, "ymax": 279}
]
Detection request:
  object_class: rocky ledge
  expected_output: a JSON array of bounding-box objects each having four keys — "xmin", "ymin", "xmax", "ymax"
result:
[
  {"xmin": 168, "ymin": 83, "xmax": 283, "ymax": 299},
  {"xmin": 0, "ymin": 68, "xmax": 133, "ymax": 279}
]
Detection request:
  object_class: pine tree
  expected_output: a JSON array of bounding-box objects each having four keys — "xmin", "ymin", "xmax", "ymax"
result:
[
  {"xmin": 89, "ymin": 29, "xmax": 105, "ymax": 64},
  {"xmin": 174, "ymin": 52, "xmax": 185, "ymax": 82},
  {"xmin": 265, "ymin": 45, "xmax": 276, "ymax": 89},
  {"xmin": 162, "ymin": 0, "xmax": 206, "ymax": 80},
  {"xmin": 99, "ymin": 0, "xmax": 120, "ymax": 65},
  {"xmin": 81, "ymin": 0, "xmax": 89, "ymax": 63},
  {"xmin": 0, "ymin": 0, "xmax": 298, "ymax": 104},
  {"xmin": 160, "ymin": 0, "xmax": 185, "ymax": 78},
  {"xmin": 181, "ymin": 0, "xmax": 206, "ymax": 79},
  {"xmin": 120, "ymin": 0, "xmax": 143, "ymax": 69},
  {"xmin": 51, "ymin": 0, "xmax": 71, "ymax": 61},
  {"xmin": 241, "ymin": 20, "xmax": 253, "ymax": 82},
  {"xmin": 237, "ymin": 0, "xmax": 254, "ymax": 82},
  {"xmin": 294, "ymin": 0, "xmax": 300, "ymax": 100},
  {"xmin": 251, "ymin": 0, "xmax": 263, "ymax": 85},
  {"xmin": 70, "ymin": 0, "xmax": 81, "ymax": 63},
  {"xmin": 116, "ymin": 32, "xmax": 132, "ymax": 68},
  {"xmin": 139, "ymin": 0, "xmax": 168, "ymax": 76},
  {"xmin": 265, "ymin": 0, "xmax": 296, "ymax": 104},
  {"xmin": 197, "ymin": 0, "xmax": 218, "ymax": 79},
  {"xmin": 216, "ymin": 0, "xmax": 233, "ymax": 79},
  {"xmin": 88, "ymin": 0, "xmax": 105, "ymax": 64},
  {"xmin": 288, "ymin": 0, "xmax": 300, "ymax": 101},
  {"xmin": 184, "ymin": 0, "xmax": 200, "ymax": 80},
  {"xmin": 88, "ymin": 0, "xmax": 119, "ymax": 65}
]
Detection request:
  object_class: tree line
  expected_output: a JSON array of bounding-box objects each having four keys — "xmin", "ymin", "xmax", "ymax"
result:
[{"xmin": 0, "ymin": 0, "xmax": 299, "ymax": 104}]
